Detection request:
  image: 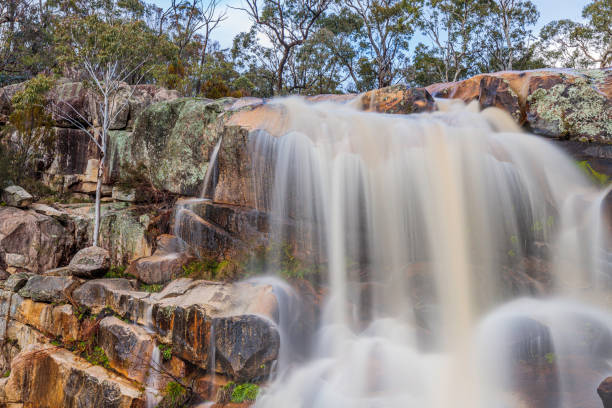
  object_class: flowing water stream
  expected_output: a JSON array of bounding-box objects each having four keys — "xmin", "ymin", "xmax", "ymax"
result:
[{"xmin": 240, "ymin": 98, "xmax": 612, "ymax": 408}]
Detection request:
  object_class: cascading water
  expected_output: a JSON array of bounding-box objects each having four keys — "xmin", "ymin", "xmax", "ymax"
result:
[{"xmin": 244, "ymin": 97, "xmax": 611, "ymax": 408}]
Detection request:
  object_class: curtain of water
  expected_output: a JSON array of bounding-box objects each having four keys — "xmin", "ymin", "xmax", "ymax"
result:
[{"xmin": 247, "ymin": 97, "xmax": 611, "ymax": 408}]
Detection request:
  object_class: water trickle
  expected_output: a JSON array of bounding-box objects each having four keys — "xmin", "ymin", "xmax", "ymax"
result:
[
  {"xmin": 201, "ymin": 136, "xmax": 223, "ymax": 199},
  {"xmin": 245, "ymin": 98, "xmax": 611, "ymax": 408}
]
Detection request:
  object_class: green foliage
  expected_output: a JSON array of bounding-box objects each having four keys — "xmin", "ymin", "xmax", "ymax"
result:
[
  {"xmin": 140, "ymin": 283, "xmax": 163, "ymax": 293},
  {"xmin": 539, "ymin": 0, "xmax": 611, "ymax": 68},
  {"xmin": 577, "ymin": 161, "xmax": 610, "ymax": 186},
  {"xmin": 104, "ymin": 265, "xmax": 134, "ymax": 279},
  {"xmin": 163, "ymin": 381, "xmax": 187, "ymax": 406},
  {"xmin": 2, "ymin": 74, "xmax": 56, "ymax": 181},
  {"xmin": 231, "ymin": 383, "xmax": 260, "ymax": 403},
  {"xmin": 545, "ymin": 352, "xmax": 555, "ymax": 364},
  {"xmin": 158, "ymin": 343, "xmax": 173, "ymax": 361},
  {"xmin": 2, "ymin": 370, "xmax": 10, "ymax": 378},
  {"xmin": 86, "ymin": 346, "xmax": 110, "ymax": 369}
]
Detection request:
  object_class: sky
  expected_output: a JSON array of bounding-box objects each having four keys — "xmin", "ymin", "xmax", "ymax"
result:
[{"xmin": 151, "ymin": 0, "xmax": 590, "ymax": 49}]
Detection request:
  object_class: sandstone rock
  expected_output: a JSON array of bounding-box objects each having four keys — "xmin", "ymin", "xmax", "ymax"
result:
[
  {"xmin": 152, "ymin": 280, "xmax": 280, "ymax": 381},
  {"xmin": 72, "ymin": 279, "xmax": 138, "ymax": 314},
  {"xmin": 1, "ymin": 186, "xmax": 33, "ymax": 208},
  {"xmin": 46, "ymin": 128, "xmax": 98, "ymax": 177},
  {"xmin": 50, "ymin": 81, "xmax": 96, "ymax": 128},
  {"xmin": 18, "ymin": 275, "xmax": 80, "ymax": 303},
  {"xmin": 126, "ymin": 240, "xmax": 195, "ymax": 285},
  {"xmin": 98, "ymin": 316, "xmax": 154, "ymax": 382},
  {"xmin": 111, "ymin": 187, "xmax": 151, "ymax": 203},
  {"xmin": 68, "ymin": 246, "xmax": 111, "ymax": 278},
  {"xmin": 0, "ymin": 207, "xmax": 75, "ymax": 273},
  {"xmin": 360, "ymin": 85, "xmax": 435, "ymax": 114},
  {"xmin": 1, "ymin": 345, "xmax": 143, "ymax": 407},
  {"xmin": 3, "ymin": 273, "xmax": 33, "ymax": 292},
  {"xmin": 73, "ymin": 277, "xmax": 281, "ymax": 381},
  {"xmin": 599, "ymin": 377, "xmax": 612, "ymax": 408},
  {"xmin": 14, "ymin": 300, "xmax": 80, "ymax": 341}
]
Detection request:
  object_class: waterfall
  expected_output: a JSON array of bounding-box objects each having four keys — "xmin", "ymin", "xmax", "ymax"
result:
[
  {"xmin": 201, "ymin": 136, "xmax": 223, "ymax": 199},
  {"xmin": 246, "ymin": 97, "xmax": 611, "ymax": 408}
]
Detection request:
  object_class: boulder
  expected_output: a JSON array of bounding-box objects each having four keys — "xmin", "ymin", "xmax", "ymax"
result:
[
  {"xmin": 50, "ymin": 81, "xmax": 96, "ymax": 128},
  {"xmin": 599, "ymin": 377, "xmax": 612, "ymax": 408},
  {"xmin": 3, "ymin": 273, "xmax": 33, "ymax": 292},
  {"xmin": 72, "ymin": 279, "xmax": 138, "ymax": 314},
  {"xmin": 1, "ymin": 186, "xmax": 33, "ymax": 208},
  {"xmin": 0, "ymin": 207, "xmax": 75, "ymax": 273},
  {"xmin": 0, "ymin": 345, "xmax": 144, "ymax": 407},
  {"xmin": 126, "ymin": 234, "xmax": 195, "ymax": 284},
  {"xmin": 98, "ymin": 316, "xmax": 154, "ymax": 382},
  {"xmin": 68, "ymin": 246, "xmax": 110, "ymax": 278},
  {"xmin": 18, "ymin": 275, "xmax": 80, "ymax": 303}
]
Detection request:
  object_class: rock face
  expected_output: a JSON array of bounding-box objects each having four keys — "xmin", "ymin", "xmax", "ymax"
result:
[
  {"xmin": 128, "ymin": 98, "xmax": 233, "ymax": 196},
  {"xmin": 427, "ymin": 68, "xmax": 612, "ymax": 143},
  {"xmin": 1, "ymin": 186, "xmax": 33, "ymax": 208},
  {"xmin": 68, "ymin": 246, "xmax": 111, "ymax": 278},
  {"xmin": 0, "ymin": 207, "xmax": 75, "ymax": 273},
  {"xmin": 0, "ymin": 345, "xmax": 144, "ymax": 408}
]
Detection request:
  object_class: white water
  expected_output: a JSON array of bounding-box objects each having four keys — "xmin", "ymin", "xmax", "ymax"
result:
[
  {"xmin": 246, "ymin": 98, "xmax": 612, "ymax": 408},
  {"xmin": 143, "ymin": 303, "xmax": 163, "ymax": 408},
  {"xmin": 201, "ymin": 136, "xmax": 223, "ymax": 199}
]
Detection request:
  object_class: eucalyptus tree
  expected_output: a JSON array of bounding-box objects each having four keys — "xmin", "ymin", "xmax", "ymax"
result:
[
  {"xmin": 415, "ymin": 0, "xmax": 489, "ymax": 84},
  {"xmin": 484, "ymin": 0, "xmax": 539, "ymax": 71},
  {"xmin": 340, "ymin": 0, "xmax": 421, "ymax": 89},
  {"xmin": 539, "ymin": 0, "xmax": 611, "ymax": 68},
  {"xmin": 235, "ymin": 0, "xmax": 333, "ymax": 95}
]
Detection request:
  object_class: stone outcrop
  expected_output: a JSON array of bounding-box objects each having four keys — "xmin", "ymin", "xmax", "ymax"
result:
[
  {"xmin": 18, "ymin": 275, "xmax": 80, "ymax": 303},
  {"xmin": 1, "ymin": 186, "xmax": 32, "ymax": 208},
  {"xmin": 0, "ymin": 345, "xmax": 144, "ymax": 408},
  {"xmin": 426, "ymin": 68, "xmax": 612, "ymax": 143}
]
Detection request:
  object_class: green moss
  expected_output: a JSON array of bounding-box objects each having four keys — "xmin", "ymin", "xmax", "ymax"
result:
[
  {"xmin": 231, "ymin": 383, "xmax": 260, "ymax": 403},
  {"xmin": 104, "ymin": 265, "xmax": 134, "ymax": 279},
  {"xmin": 576, "ymin": 160, "xmax": 610, "ymax": 186}
]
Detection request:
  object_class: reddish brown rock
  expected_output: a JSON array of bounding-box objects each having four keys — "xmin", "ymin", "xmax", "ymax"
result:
[
  {"xmin": 599, "ymin": 377, "xmax": 612, "ymax": 408},
  {"xmin": 360, "ymin": 85, "xmax": 435, "ymax": 114},
  {"xmin": 126, "ymin": 235, "xmax": 195, "ymax": 285}
]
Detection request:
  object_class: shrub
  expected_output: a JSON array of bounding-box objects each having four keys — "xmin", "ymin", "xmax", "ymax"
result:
[{"xmin": 231, "ymin": 383, "xmax": 260, "ymax": 403}]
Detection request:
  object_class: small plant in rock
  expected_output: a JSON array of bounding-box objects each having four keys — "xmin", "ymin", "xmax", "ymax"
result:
[
  {"xmin": 182, "ymin": 259, "xmax": 219, "ymax": 280},
  {"xmin": 104, "ymin": 265, "xmax": 132, "ymax": 279},
  {"xmin": 86, "ymin": 346, "xmax": 110, "ymax": 369},
  {"xmin": 141, "ymin": 283, "xmax": 163, "ymax": 293},
  {"xmin": 231, "ymin": 383, "xmax": 260, "ymax": 403},
  {"xmin": 2, "ymin": 370, "xmax": 10, "ymax": 378},
  {"xmin": 163, "ymin": 381, "xmax": 187, "ymax": 406},
  {"xmin": 158, "ymin": 344, "xmax": 172, "ymax": 361},
  {"xmin": 545, "ymin": 352, "xmax": 555, "ymax": 364}
]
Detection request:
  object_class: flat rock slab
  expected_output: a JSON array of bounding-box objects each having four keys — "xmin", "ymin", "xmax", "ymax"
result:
[
  {"xmin": 1, "ymin": 186, "xmax": 32, "ymax": 208},
  {"xmin": 18, "ymin": 275, "xmax": 80, "ymax": 303}
]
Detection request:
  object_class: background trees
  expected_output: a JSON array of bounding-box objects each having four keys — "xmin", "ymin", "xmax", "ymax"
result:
[{"xmin": 0, "ymin": 0, "xmax": 609, "ymax": 95}]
